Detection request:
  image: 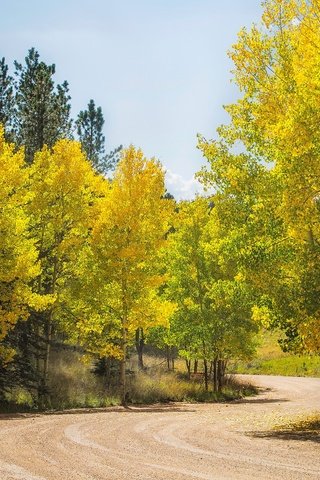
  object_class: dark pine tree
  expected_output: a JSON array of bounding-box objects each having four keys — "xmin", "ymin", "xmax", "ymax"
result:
[
  {"xmin": 0, "ymin": 57, "xmax": 15, "ymax": 141},
  {"xmin": 76, "ymin": 99, "xmax": 121, "ymax": 174},
  {"xmin": 14, "ymin": 48, "xmax": 72, "ymax": 162}
]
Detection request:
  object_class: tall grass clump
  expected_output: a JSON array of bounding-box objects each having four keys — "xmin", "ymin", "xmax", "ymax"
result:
[
  {"xmin": 48, "ymin": 350, "xmax": 121, "ymax": 409},
  {"xmin": 128, "ymin": 367, "xmax": 256, "ymax": 404}
]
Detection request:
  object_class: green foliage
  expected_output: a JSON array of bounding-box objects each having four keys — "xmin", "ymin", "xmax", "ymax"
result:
[
  {"xmin": 232, "ymin": 356, "xmax": 320, "ymax": 377},
  {"xmin": 164, "ymin": 197, "xmax": 258, "ymax": 376}
]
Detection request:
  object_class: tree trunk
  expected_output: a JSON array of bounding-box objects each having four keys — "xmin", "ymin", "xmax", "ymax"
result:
[
  {"xmin": 193, "ymin": 359, "xmax": 198, "ymax": 374},
  {"xmin": 213, "ymin": 357, "xmax": 218, "ymax": 393},
  {"xmin": 166, "ymin": 345, "xmax": 170, "ymax": 371},
  {"xmin": 217, "ymin": 359, "xmax": 223, "ymax": 392},
  {"xmin": 308, "ymin": 227, "xmax": 315, "ymax": 247},
  {"xmin": 35, "ymin": 321, "xmax": 42, "ymax": 405},
  {"xmin": 204, "ymin": 359, "xmax": 208, "ymax": 391},
  {"xmin": 135, "ymin": 327, "xmax": 145, "ymax": 370},
  {"xmin": 120, "ymin": 328, "xmax": 127, "ymax": 406},
  {"xmin": 105, "ymin": 357, "xmax": 111, "ymax": 388},
  {"xmin": 120, "ymin": 273, "xmax": 129, "ymax": 406},
  {"xmin": 42, "ymin": 316, "xmax": 53, "ymax": 408},
  {"xmin": 186, "ymin": 359, "xmax": 191, "ymax": 379},
  {"xmin": 218, "ymin": 359, "xmax": 227, "ymax": 391},
  {"xmin": 39, "ymin": 256, "xmax": 58, "ymax": 409}
]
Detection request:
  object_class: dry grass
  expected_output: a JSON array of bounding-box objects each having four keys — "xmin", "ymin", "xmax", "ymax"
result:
[
  {"xmin": 1, "ymin": 352, "xmax": 257, "ymax": 412},
  {"xmin": 48, "ymin": 349, "xmax": 120, "ymax": 409},
  {"xmin": 273, "ymin": 413, "xmax": 320, "ymax": 435},
  {"xmin": 128, "ymin": 361, "xmax": 257, "ymax": 404}
]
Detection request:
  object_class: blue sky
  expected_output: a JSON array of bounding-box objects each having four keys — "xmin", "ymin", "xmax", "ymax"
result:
[{"xmin": 1, "ymin": 0, "xmax": 263, "ymax": 198}]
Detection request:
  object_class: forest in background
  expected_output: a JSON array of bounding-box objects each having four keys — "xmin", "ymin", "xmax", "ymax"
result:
[{"xmin": 1, "ymin": 0, "xmax": 320, "ymax": 409}]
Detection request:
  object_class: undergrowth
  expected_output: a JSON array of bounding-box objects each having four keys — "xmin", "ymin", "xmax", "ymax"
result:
[
  {"xmin": 1, "ymin": 352, "xmax": 257, "ymax": 412},
  {"xmin": 128, "ymin": 370, "xmax": 256, "ymax": 404}
]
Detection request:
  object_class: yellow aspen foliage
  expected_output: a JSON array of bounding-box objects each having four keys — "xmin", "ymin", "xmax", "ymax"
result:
[
  {"xmin": 95, "ymin": 146, "xmax": 173, "ymax": 340},
  {"xmin": 0, "ymin": 127, "xmax": 39, "ymax": 361},
  {"xmin": 27, "ymin": 139, "xmax": 106, "ymax": 319},
  {"xmin": 17, "ymin": 138, "xmax": 106, "ymax": 405},
  {"xmin": 69, "ymin": 146, "xmax": 174, "ymax": 403},
  {"xmin": 199, "ymin": 0, "xmax": 320, "ymax": 353},
  {"xmin": 228, "ymin": 0, "xmax": 320, "ymax": 240}
]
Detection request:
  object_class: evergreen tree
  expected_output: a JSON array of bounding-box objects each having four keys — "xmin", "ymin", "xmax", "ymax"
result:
[
  {"xmin": 14, "ymin": 48, "xmax": 72, "ymax": 162},
  {"xmin": 0, "ymin": 57, "xmax": 14, "ymax": 141},
  {"xmin": 76, "ymin": 99, "xmax": 121, "ymax": 174}
]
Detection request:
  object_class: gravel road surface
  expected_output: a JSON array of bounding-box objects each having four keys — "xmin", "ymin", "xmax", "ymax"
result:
[{"xmin": 0, "ymin": 375, "xmax": 319, "ymax": 479}]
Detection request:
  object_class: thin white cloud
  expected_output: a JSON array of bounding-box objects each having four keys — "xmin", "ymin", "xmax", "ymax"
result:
[{"xmin": 165, "ymin": 169, "xmax": 204, "ymax": 200}]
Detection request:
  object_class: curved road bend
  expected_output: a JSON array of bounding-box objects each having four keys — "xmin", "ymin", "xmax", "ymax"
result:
[{"xmin": 0, "ymin": 375, "xmax": 319, "ymax": 480}]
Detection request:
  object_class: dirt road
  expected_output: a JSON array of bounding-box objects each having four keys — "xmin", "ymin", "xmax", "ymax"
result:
[{"xmin": 0, "ymin": 375, "xmax": 319, "ymax": 480}]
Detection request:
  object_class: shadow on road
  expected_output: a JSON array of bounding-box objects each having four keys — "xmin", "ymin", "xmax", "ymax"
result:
[
  {"xmin": 249, "ymin": 429, "xmax": 320, "ymax": 444},
  {"xmin": 123, "ymin": 404, "xmax": 195, "ymax": 413},
  {"xmin": 0, "ymin": 412, "xmax": 40, "ymax": 421},
  {"xmin": 0, "ymin": 403, "xmax": 195, "ymax": 420},
  {"xmin": 232, "ymin": 397, "xmax": 289, "ymax": 404}
]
